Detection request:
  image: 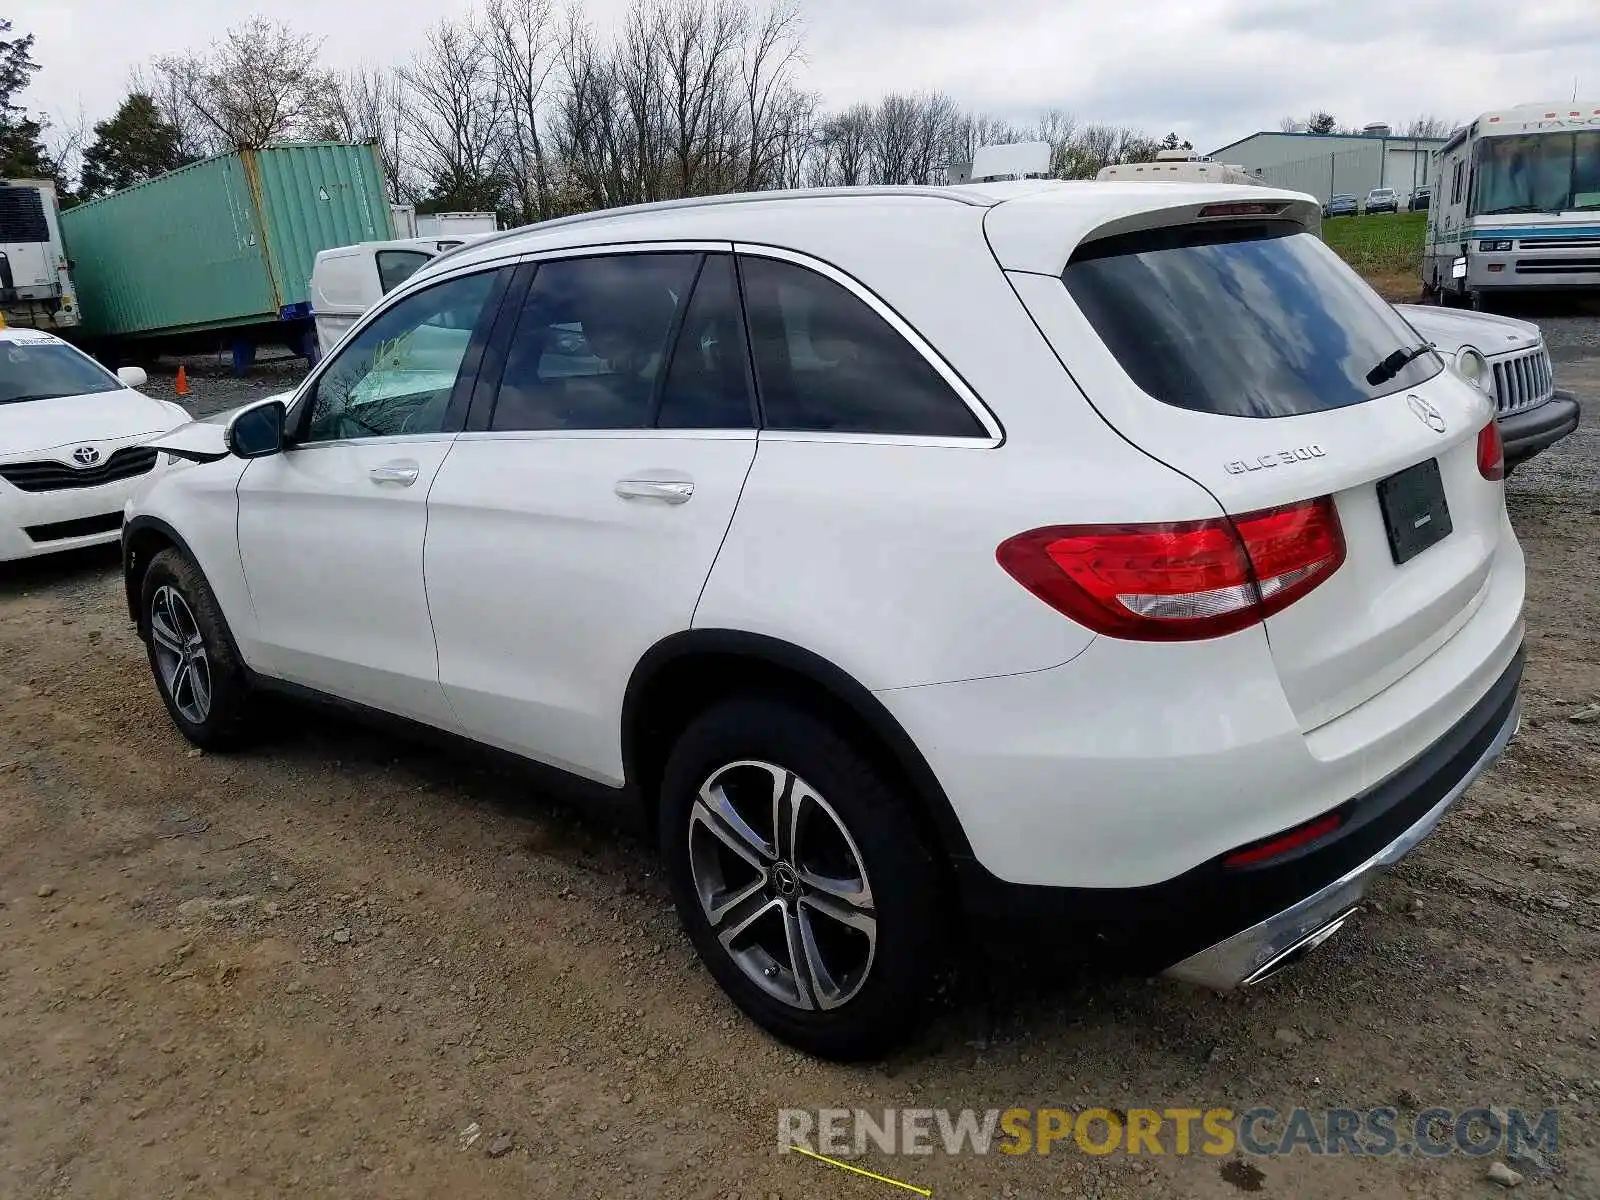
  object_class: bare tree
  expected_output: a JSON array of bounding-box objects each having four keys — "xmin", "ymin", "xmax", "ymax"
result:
[
  {"xmin": 321, "ymin": 67, "xmax": 413, "ymax": 202},
  {"xmin": 650, "ymin": 0, "xmax": 746, "ymax": 197},
  {"xmin": 486, "ymin": 0, "xmax": 559, "ymax": 223},
  {"xmin": 734, "ymin": 1, "xmax": 807, "ymax": 190},
  {"xmin": 867, "ymin": 92, "xmax": 958, "ymax": 185},
  {"xmin": 548, "ymin": 0, "xmax": 808, "ymax": 209},
  {"xmin": 1051, "ymin": 123, "xmax": 1144, "ymax": 179},
  {"xmin": 41, "ymin": 107, "xmax": 87, "ymax": 196},
  {"xmin": 402, "ymin": 17, "xmax": 508, "ymax": 211},
  {"xmin": 129, "ymin": 64, "xmax": 209, "ymax": 161},
  {"xmin": 154, "ymin": 18, "xmax": 335, "ymax": 151},
  {"xmin": 1403, "ymin": 114, "xmax": 1453, "ymax": 139},
  {"xmin": 947, "ymin": 112, "xmax": 1027, "ymax": 176},
  {"xmin": 811, "ymin": 102, "xmax": 873, "ymax": 186},
  {"xmin": 552, "ymin": 9, "xmax": 629, "ymax": 210}
]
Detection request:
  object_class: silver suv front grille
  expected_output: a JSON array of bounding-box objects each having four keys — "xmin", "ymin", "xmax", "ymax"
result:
[{"xmin": 1489, "ymin": 346, "xmax": 1553, "ymax": 417}]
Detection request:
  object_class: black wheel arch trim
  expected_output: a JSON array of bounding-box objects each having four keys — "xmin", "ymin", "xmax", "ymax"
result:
[{"xmin": 622, "ymin": 629, "xmax": 977, "ymax": 862}]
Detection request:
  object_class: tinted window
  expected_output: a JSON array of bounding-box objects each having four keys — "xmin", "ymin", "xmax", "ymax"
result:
[
  {"xmin": 376, "ymin": 249, "xmax": 434, "ymax": 294},
  {"xmin": 739, "ymin": 256, "xmax": 986, "ymax": 437},
  {"xmin": 656, "ymin": 255, "xmax": 754, "ymax": 429},
  {"xmin": 1062, "ymin": 223, "xmax": 1441, "ymax": 418},
  {"xmin": 490, "ymin": 254, "xmax": 698, "ymax": 431},
  {"xmin": 0, "ymin": 341, "xmax": 120, "ymax": 404},
  {"xmin": 303, "ymin": 269, "xmax": 499, "ymax": 442}
]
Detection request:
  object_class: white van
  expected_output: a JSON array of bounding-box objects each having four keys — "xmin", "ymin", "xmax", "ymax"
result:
[{"xmin": 309, "ymin": 236, "xmax": 478, "ymax": 357}]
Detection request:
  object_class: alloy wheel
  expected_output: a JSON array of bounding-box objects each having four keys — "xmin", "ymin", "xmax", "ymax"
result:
[
  {"xmin": 687, "ymin": 760, "xmax": 877, "ymax": 1011},
  {"xmin": 149, "ymin": 584, "xmax": 213, "ymax": 724}
]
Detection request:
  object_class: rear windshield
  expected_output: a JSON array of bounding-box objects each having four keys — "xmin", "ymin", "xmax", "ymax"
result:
[{"xmin": 1063, "ymin": 222, "xmax": 1440, "ymax": 418}]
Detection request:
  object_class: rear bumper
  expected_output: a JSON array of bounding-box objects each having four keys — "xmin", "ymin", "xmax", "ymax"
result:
[
  {"xmin": 1501, "ymin": 390, "xmax": 1581, "ymax": 466},
  {"xmin": 1164, "ymin": 670, "xmax": 1520, "ymax": 989},
  {"xmin": 950, "ymin": 645, "xmax": 1523, "ymax": 978},
  {"xmin": 1467, "ymin": 256, "xmax": 1600, "ymax": 292}
]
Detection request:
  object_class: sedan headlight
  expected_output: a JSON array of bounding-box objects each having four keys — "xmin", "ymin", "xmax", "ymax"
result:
[{"xmin": 1453, "ymin": 346, "xmax": 1493, "ymax": 395}]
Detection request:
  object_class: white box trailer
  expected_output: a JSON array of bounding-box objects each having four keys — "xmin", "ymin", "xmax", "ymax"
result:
[
  {"xmin": 416, "ymin": 211, "xmax": 497, "ymax": 237},
  {"xmin": 0, "ymin": 178, "xmax": 78, "ymax": 331}
]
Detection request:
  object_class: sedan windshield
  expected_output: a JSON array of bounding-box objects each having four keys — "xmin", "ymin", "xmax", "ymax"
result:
[
  {"xmin": 1475, "ymin": 131, "xmax": 1600, "ymax": 214},
  {"xmin": 0, "ymin": 341, "xmax": 122, "ymax": 404}
]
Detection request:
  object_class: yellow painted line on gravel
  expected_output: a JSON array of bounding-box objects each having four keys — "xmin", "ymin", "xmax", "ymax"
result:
[{"xmin": 789, "ymin": 1145, "xmax": 933, "ymax": 1195}]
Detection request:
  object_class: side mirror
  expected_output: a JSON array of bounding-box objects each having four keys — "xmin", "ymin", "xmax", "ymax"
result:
[
  {"xmin": 226, "ymin": 400, "xmax": 286, "ymax": 459},
  {"xmin": 117, "ymin": 365, "xmax": 148, "ymax": 389}
]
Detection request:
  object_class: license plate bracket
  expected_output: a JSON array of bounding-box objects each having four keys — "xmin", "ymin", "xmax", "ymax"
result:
[{"xmin": 1377, "ymin": 457, "xmax": 1452, "ymax": 565}]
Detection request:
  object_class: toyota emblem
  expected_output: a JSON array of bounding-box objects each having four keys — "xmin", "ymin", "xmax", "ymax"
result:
[
  {"xmin": 71, "ymin": 445, "xmax": 102, "ymax": 466},
  {"xmin": 1406, "ymin": 395, "xmax": 1447, "ymax": 434}
]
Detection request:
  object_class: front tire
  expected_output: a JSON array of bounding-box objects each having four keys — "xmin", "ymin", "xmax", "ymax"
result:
[
  {"xmin": 659, "ymin": 697, "xmax": 942, "ymax": 1060},
  {"xmin": 141, "ymin": 549, "xmax": 252, "ymax": 749}
]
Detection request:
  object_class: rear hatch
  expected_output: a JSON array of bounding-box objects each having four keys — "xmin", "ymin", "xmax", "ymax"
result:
[{"xmin": 994, "ymin": 194, "xmax": 1508, "ymax": 730}]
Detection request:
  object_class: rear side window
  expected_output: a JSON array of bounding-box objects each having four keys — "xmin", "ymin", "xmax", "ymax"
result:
[
  {"xmin": 1063, "ymin": 223, "xmax": 1441, "ymax": 418},
  {"xmin": 739, "ymin": 256, "xmax": 986, "ymax": 437},
  {"xmin": 376, "ymin": 250, "xmax": 434, "ymax": 294},
  {"xmin": 490, "ymin": 253, "xmax": 698, "ymax": 431}
]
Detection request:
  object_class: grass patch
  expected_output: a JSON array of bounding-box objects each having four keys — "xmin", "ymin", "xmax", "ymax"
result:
[{"xmin": 1322, "ymin": 211, "xmax": 1426, "ymax": 280}]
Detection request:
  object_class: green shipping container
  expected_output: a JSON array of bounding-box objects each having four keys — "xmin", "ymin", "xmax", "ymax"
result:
[{"xmin": 61, "ymin": 142, "xmax": 392, "ymax": 343}]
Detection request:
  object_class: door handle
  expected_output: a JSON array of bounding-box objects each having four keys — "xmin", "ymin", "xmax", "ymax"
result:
[
  {"xmin": 369, "ymin": 461, "xmax": 420, "ymax": 486},
  {"xmin": 615, "ymin": 478, "xmax": 694, "ymax": 504}
]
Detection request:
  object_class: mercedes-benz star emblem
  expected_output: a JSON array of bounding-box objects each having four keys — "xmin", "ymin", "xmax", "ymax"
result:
[
  {"xmin": 1406, "ymin": 395, "xmax": 1447, "ymax": 434},
  {"xmin": 71, "ymin": 445, "xmax": 102, "ymax": 466}
]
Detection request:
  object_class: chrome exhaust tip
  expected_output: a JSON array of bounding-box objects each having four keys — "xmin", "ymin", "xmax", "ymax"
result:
[{"xmin": 1239, "ymin": 906, "xmax": 1360, "ymax": 988}]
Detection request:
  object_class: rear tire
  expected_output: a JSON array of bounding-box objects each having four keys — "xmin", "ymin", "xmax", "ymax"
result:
[
  {"xmin": 141, "ymin": 549, "xmax": 252, "ymax": 749},
  {"xmin": 659, "ymin": 697, "xmax": 942, "ymax": 1060}
]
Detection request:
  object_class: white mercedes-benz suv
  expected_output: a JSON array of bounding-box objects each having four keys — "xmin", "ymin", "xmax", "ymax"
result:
[{"xmin": 123, "ymin": 183, "xmax": 1525, "ymax": 1059}]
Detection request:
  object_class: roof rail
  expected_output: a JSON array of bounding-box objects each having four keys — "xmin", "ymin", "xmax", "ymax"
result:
[{"xmin": 431, "ymin": 186, "xmax": 989, "ymax": 265}]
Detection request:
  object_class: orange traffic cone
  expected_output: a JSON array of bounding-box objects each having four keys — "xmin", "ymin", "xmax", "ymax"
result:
[{"xmin": 175, "ymin": 365, "xmax": 189, "ymax": 397}]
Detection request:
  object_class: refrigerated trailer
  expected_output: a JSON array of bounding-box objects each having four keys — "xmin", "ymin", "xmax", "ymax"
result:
[
  {"xmin": 0, "ymin": 178, "xmax": 79, "ymax": 332},
  {"xmin": 1425, "ymin": 101, "xmax": 1600, "ymax": 305}
]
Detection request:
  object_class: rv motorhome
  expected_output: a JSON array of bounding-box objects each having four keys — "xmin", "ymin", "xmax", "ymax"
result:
[{"xmin": 1425, "ymin": 101, "xmax": 1600, "ymax": 306}]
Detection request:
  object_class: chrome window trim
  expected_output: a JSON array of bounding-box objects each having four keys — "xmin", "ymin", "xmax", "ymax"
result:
[{"xmin": 453, "ymin": 428, "xmax": 754, "ymax": 443}]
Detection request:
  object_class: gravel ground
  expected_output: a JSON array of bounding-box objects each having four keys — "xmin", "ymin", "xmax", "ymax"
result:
[{"xmin": 1, "ymin": 316, "xmax": 1595, "ymax": 1200}]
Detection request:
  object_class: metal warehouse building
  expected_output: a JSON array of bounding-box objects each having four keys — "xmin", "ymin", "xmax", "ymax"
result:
[{"xmin": 1209, "ymin": 127, "xmax": 1448, "ymax": 203}]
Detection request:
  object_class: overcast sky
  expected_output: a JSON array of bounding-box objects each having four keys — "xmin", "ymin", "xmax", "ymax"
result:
[{"xmin": 13, "ymin": 0, "xmax": 1599, "ymax": 154}]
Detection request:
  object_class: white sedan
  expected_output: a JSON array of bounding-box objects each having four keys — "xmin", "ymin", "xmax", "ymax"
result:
[{"xmin": 0, "ymin": 329, "xmax": 188, "ymax": 561}]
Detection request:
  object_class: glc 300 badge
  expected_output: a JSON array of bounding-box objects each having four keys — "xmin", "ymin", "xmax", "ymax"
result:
[{"xmin": 1224, "ymin": 445, "xmax": 1326, "ymax": 475}]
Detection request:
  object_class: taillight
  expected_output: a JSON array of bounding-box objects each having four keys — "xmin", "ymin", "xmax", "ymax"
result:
[
  {"xmin": 996, "ymin": 498, "xmax": 1346, "ymax": 641},
  {"xmin": 1477, "ymin": 419, "xmax": 1505, "ymax": 481}
]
